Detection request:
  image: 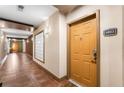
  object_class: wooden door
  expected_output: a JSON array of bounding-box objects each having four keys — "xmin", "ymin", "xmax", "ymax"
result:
[
  {"xmin": 10, "ymin": 40, "xmax": 23, "ymax": 53},
  {"xmin": 70, "ymin": 16, "xmax": 97, "ymax": 86},
  {"xmin": 12, "ymin": 41, "xmax": 19, "ymax": 52}
]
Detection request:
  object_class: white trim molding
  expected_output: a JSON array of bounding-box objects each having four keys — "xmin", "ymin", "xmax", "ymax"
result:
[
  {"xmin": 0, "ymin": 55, "xmax": 8, "ymax": 67},
  {"xmin": 69, "ymin": 79, "xmax": 86, "ymax": 87}
]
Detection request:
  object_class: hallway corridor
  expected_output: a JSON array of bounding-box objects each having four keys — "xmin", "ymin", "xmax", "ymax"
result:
[{"xmin": 0, "ymin": 53, "xmax": 69, "ymax": 87}]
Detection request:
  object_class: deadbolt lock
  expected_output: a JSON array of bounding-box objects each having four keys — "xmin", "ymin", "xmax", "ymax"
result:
[{"xmin": 92, "ymin": 49, "xmax": 97, "ymax": 63}]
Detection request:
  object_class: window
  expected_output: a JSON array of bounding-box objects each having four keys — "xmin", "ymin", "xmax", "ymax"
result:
[{"xmin": 34, "ymin": 31, "xmax": 44, "ymax": 62}]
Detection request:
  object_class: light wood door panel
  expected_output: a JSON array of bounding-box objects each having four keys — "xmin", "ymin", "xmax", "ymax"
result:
[
  {"xmin": 70, "ymin": 29, "xmax": 81, "ymax": 81},
  {"xmin": 70, "ymin": 17, "xmax": 97, "ymax": 87}
]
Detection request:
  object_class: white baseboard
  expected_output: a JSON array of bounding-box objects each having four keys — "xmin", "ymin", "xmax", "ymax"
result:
[
  {"xmin": 0, "ymin": 55, "xmax": 8, "ymax": 67},
  {"xmin": 69, "ymin": 79, "xmax": 86, "ymax": 87}
]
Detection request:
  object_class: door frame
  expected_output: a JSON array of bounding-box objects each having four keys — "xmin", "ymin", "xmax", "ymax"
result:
[{"xmin": 67, "ymin": 10, "xmax": 100, "ymax": 86}]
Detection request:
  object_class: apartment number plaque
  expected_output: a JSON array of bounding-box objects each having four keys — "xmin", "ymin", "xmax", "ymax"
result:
[{"xmin": 103, "ymin": 28, "xmax": 117, "ymax": 37}]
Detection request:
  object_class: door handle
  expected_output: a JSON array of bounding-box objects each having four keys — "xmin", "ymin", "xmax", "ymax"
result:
[{"xmin": 91, "ymin": 49, "xmax": 97, "ymax": 63}]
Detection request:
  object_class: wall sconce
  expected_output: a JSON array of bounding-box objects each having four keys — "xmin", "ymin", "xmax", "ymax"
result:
[
  {"xmin": 31, "ymin": 37, "xmax": 33, "ymax": 41},
  {"xmin": 0, "ymin": 35, "xmax": 4, "ymax": 39},
  {"xmin": 44, "ymin": 20, "xmax": 51, "ymax": 36},
  {"xmin": 44, "ymin": 27, "xmax": 49, "ymax": 35},
  {"xmin": 0, "ymin": 30, "xmax": 4, "ymax": 39},
  {"xmin": 0, "ymin": 30, "xmax": 3, "ymax": 35},
  {"xmin": 44, "ymin": 26, "xmax": 51, "ymax": 37},
  {"xmin": 13, "ymin": 39, "xmax": 16, "ymax": 42},
  {"xmin": 0, "ymin": 24, "xmax": 5, "ymax": 28},
  {"xmin": 26, "ymin": 39, "xmax": 29, "ymax": 43},
  {"xmin": 8, "ymin": 38, "xmax": 11, "ymax": 41},
  {"xmin": 22, "ymin": 39, "xmax": 25, "ymax": 41}
]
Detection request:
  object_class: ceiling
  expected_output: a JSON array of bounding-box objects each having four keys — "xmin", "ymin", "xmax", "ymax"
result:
[
  {"xmin": 0, "ymin": 19, "xmax": 34, "ymax": 31},
  {"xmin": 0, "ymin": 5, "xmax": 81, "ymax": 39},
  {"xmin": 0, "ymin": 5, "xmax": 58, "ymax": 27},
  {"xmin": 54, "ymin": 5, "xmax": 80, "ymax": 15},
  {"xmin": 1, "ymin": 28, "xmax": 33, "ymax": 39}
]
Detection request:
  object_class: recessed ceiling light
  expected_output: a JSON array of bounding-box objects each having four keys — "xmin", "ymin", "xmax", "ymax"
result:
[{"xmin": 0, "ymin": 24, "xmax": 5, "ymax": 28}]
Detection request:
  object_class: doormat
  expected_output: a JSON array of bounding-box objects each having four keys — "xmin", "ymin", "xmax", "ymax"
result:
[{"xmin": 0, "ymin": 83, "xmax": 2, "ymax": 87}]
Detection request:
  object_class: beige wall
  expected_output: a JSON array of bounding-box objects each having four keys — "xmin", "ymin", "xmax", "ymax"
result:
[
  {"xmin": 33, "ymin": 5, "xmax": 124, "ymax": 86},
  {"xmin": 59, "ymin": 13, "xmax": 67, "ymax": 78},
  {"xmin": 0, "ymin": 32, "xmax": 8, "ymax": 63},
  {"xmin": 33, "ymin": 11, "xmax": 67, "ymax": 78},
  {"xmin": 66, "ymin": 5, "xmax": 123, "ymax": 86},
  {"xmin": 122, "ymin": 6, "xmax": 124, "ymax": 86}
]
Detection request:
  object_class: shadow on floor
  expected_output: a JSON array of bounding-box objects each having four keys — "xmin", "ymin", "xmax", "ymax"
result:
[
  {"xmin": 63, "ymin": 82, "xmax": 77, "ymax": 87},
  {"xmin": 0, "ymin": 83, "xmax": 2, "ymax": 87}
]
